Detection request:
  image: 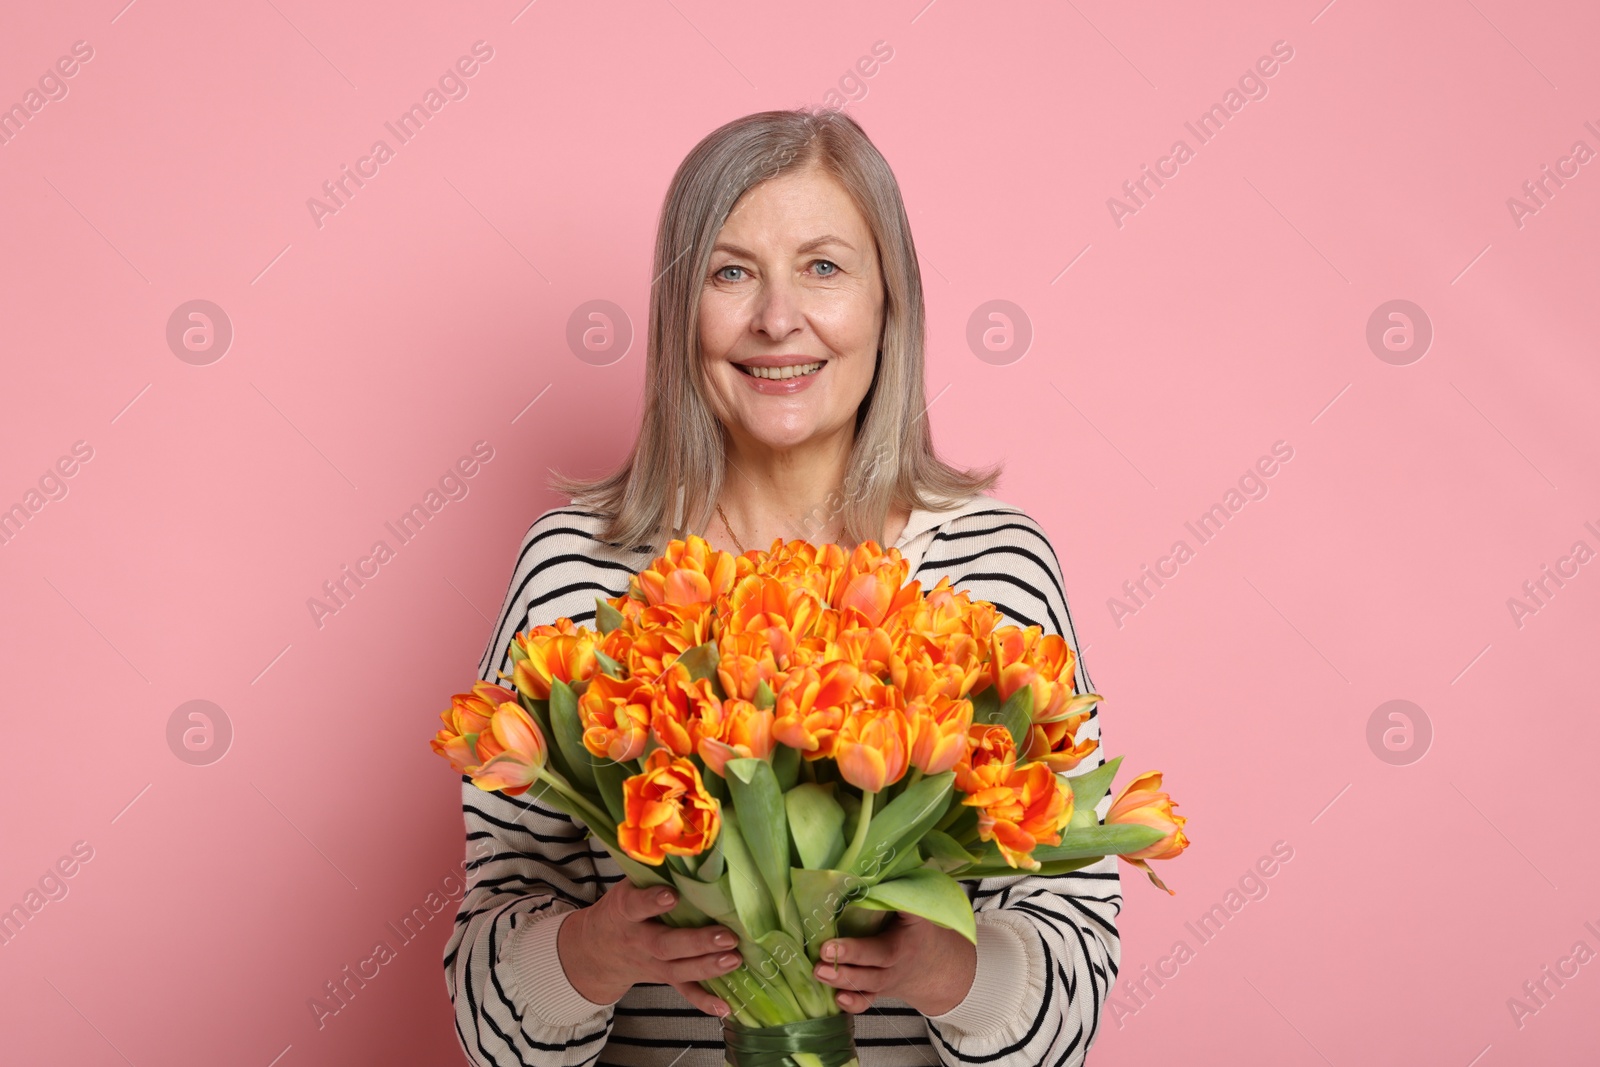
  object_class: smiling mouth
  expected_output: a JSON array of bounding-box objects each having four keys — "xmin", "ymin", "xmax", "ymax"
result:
[{"xmin": 737, "ymin": 361, "xmax": 825, "ymax": 380}]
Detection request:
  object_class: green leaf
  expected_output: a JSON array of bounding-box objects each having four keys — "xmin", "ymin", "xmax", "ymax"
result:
[
  {"xmin": 595, "ymin": 597, "xmax": 624, "ymax": 634},
  {"xmin": 957, "ymin": 857, "xmax": 1103, "ymax": 879},
  {"xmin": 753, "ymin": 679, "xmax": 777, "ymax": 710},
  {"xmin": 754, "ymin": 929, "xmax": 831, "ymax": 1017},
  {"xmin": 548, "ymin": 679, "xmax": 597, "ymax": 793},
  {"xmin": 995, "ymin": 684, "xmax": 1034, "ymax": 752},
  {"xmin": 920, "ymin": 830, "xmax": 978, "ymax": 874},
  {"xmin": 968, "ymin": 685, "xmax": 1000, "ymax": 729},
  {"xmin": 1065, "ymin": 755, "xmax": 1124, "ymax": 816},
  {"xmin": 1036, "ymin": 822, "xmax": 1166, "ymax": 860},
  {"xmin": 852, "ymin": 867, "xmax": 977, "ymax": 945},
  {"xmin": 673, "ymin": 867, "xmax": 738, "ymax": 924},
  {"xmin": 785, "ymin": 784, "xmax": 846, "ymax": 869},
  {"xmin": 972, "ymin": 822, "xmax": 1165, "ymax": 869},
  {"xmin": 593, "ymin": 649, "xmax": 623, "ymax": 678},
  {"xmin": 790, "ymin": 868, "xmax": 850, "ymax": 959},
  {"xmin": 837, "ymin": 901, "xmax": 891, "ymax": 939},
  {"xmin": 724, "ymin": 758, "xmax": 792, "ymax": 910},
  {"xmin": 877, "ymin": 841, "xmax": 925, "ymax": 881},
  {"xmin": 848, "ymin": 772, "xmax": 954, "ymax": 880},
  {"xmin": 592, "ymin": 757, "xmax": 630, "ymax": 825},
  {"xmin": 720, "ymin": 808, "xmax": 778, "ymax": 938},
  {"xmin": 697, "ymin": 833, "xmax": 726, "ymax": 883},
  {"xmin": 771, "ymin": 742, "xmax": 801, "ymax": 792},
  {"xmin": 674, "ymin": 641, "xmax": 720, "ymax": 683}
]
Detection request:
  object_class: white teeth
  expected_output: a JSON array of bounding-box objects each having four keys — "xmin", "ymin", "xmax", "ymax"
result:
[{"xmin": 742, "ymin": 361, "xmax": 824, "ymax": 380}]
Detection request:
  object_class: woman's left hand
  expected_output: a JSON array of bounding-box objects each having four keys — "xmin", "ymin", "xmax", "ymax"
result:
[{"xmin": 812, "ymin": 911, "xmax": 977, "ymax": 1016}]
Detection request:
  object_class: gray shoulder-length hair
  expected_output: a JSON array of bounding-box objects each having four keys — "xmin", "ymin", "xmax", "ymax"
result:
[{"xmin": 549, "ymin": 107, "xmax": 1000, "ymax": 557}]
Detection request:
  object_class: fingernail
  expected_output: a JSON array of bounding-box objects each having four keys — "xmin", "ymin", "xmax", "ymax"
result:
[
  {"xmin": 657, "ymin": 890, "xmax": 674, "ymax": 905},
  {"xmin": 816, "ymin": 964, "xmax": 836, "ymax": 980},
  {"xmin": 718, "ymin": 953, "xmax": 740, "ymax": 967},
  {"xmin": 825, "ymin": 941, "xmax": 838, "ymax": 961},
  {"xmin": 714, "ymin": 932, "xmax": 734, "ymax": 946}
]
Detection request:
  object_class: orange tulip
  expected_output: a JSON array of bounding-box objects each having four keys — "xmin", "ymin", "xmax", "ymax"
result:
[
  {"xmin": 716, "ymin": 630, "xmax": 782, "ymax": 702},
  {"xmin": 953, "ymin": 723, "xmax": 1018, "ymax": 796},
  {"xmin": 1024, "ymin": 713, "xmax": 1100, "ymax": 773},
  {"xmin": 578, "ymin": 673, "xmax": 652, "ymax": 763},
  {"xmin": 834, "ymin": 543, "xmax": 921, "ymax": 627},
  {"xmin": 510, "ymin": 629, "xmax": 600, "ymax": 701},
  {"xmin": 1106, "ymin": 771, "xmax": 1188, "ymax": 894},
  {"xmin": 624, "ymin": 627, "xmax": 693, "ymax": 683},
  {"xmin": 431, "ymin": 682, "xmax": 516, "ymax": 775},
  {"xmin": 619, "ymin": 747, "xmax": 722, "ymax": 865},
  {"xmin": 634, "ymin": 534, "xmax": 738, "ymax": 607},
  {"xmin": 829, "ymin": 625, "xmax": 896, "ymax": 679},
  {"xmin": 834, "ymin": 694, "xmax": 911, "ymax": 792},
  {"xmin": 963, "ymin": 761, "xmax": 1073, "ymax": 871},
  {"xmin": 470, "ymin": 703, "xmax": 550, "ymax": 796},
  {"xmin": 908, "ymin": 693, "xmax": 974, "ymax": 776},
  {"xmin": 724, "ymin": 575, "xmax": 819, "ymax": 660},
  {"xmin": 772, "ymin": 660, "xmax": 860, "ymax": 759},
  {"xmin": 648, "ymin": 662, "xmax": 720, "ymax": 758},
  {"xmin": 697, "ymin": 697, "xmax": 776, "ymax": 776}
]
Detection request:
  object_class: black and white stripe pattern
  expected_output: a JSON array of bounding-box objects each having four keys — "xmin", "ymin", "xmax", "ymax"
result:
[{"xmin": 443, "ymin": 497, "xmax": 1121, "ymax": 1066}]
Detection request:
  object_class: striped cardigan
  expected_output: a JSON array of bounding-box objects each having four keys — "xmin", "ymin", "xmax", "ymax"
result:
[{"xmin": 443, "ymin": 494, "xmax": 1121, "ymax": 1066}]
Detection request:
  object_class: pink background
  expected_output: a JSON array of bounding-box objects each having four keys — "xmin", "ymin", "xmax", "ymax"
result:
[{"xmin": 2, "ymin": 1, "xmax": 1597, "ymax": 1064}]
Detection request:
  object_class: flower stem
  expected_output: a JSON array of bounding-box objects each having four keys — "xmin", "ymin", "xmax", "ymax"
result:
[
  {"xmin": 835, "ymin": 789, "xmax": 876, "ymax": 873},
  {"xmin": 534, "ymin": 768, "xmax": 615, "ymax": 838}
]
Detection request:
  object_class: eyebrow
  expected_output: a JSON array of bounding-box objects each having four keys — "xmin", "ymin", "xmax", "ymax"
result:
[{"xmin": 712, "ymin": 235, "xmax": 856, "ymax": 257}]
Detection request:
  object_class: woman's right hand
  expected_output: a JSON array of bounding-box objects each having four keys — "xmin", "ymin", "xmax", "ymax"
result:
[{"xmin": 556, "ymin": 879, "xmax": 744, "ymax": 1017}]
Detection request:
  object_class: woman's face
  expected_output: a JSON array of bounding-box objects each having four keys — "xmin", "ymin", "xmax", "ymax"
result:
[{"xmin": 698, "ymin": 163, "xmax": 885, "ymax": 459}]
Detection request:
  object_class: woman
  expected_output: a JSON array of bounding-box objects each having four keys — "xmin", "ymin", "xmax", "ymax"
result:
[{"xmin": 444, "ymin": 108, "xmax": 1119, "ymax": 1067}]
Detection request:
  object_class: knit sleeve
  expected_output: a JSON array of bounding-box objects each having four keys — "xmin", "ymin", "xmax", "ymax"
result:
[
  {"xmin": 917, "ymin": 510, "xmax": 1122, "ymax": 1067},
  {"xmin": 442, "ymin": 515, "xmax": 618, "ymax": 1067}
]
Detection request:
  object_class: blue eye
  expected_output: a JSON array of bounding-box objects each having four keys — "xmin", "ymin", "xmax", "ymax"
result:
[
  {"xmin": 716, "ymin": 266, "xmax": 746, "ymax": 282},
  {"xmin": 813, "ymin": 260, "xmax": 839, "ymax": 276}
]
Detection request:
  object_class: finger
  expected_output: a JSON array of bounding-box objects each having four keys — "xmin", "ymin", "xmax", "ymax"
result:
[
  {"xmin": 819, "ymin": 935, "xmax": 895, "ymax": 970},
  {"xmin": 652, "ymin": 923, "xmax": 739, "ymax": 961},
  {"xmin": 813, "ymin": 961, "xmax": 888, "ymax": 995},
  {"xmin": 662, "ymin": 949, "xmax": 744, "ymax": 986},
  {"xmin": 672, "ymin": 980, "xmax": 733, "ymax": 1019},
  {"xmin": 619, "ymin": 883, "xmax": 679, "ymax": 923},
  {"xmin": 833, "ymin": 989, "xmax": 877, "ymax": 1014}
]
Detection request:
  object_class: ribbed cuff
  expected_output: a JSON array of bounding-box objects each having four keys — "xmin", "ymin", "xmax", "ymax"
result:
[
  {"xmin": 505, "ymin": 908, "xmax": 614, "ymax": 1027},
  {"xmin": 925, "ymin": 914, "xmax": 1032, "ymax": 1037}
]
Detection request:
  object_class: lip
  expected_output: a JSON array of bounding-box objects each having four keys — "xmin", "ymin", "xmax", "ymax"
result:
[
  {"xmin": 734, "ymin": 358, "xmax": 826, "ymax": 395},
  {"xmin": 733, "ymin": 355, "xmax": 827, "ymax": 368}
]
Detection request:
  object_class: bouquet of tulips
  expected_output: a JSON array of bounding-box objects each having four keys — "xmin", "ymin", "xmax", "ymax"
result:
[{"xmin": 434, "ymin": 535, "xmax": 1187, "ymax": 1067}]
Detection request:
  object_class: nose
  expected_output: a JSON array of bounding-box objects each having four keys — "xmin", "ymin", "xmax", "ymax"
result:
[{"xmin": 750, "ymin": 272, "xmax": 803, "ymax": 341}]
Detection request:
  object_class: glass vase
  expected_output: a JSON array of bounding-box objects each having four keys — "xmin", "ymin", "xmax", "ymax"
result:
[{"xmin": 721, "ymin": 1012, "xmax": 860, "ymax": 1067}]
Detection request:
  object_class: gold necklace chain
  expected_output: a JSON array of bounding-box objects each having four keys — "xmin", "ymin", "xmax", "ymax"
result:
[{"xmin": 714, "ymin": 502, "xmax": 748, "ymax": 555}]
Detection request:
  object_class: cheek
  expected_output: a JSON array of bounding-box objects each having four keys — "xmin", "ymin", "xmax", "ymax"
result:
[
  {"xmin": 698, "ymin": 293, "xmax": 742, "ymax": 356},
  {"xmin": 813, "ymin": 290, "xmax": 882, "ymax": 352}
]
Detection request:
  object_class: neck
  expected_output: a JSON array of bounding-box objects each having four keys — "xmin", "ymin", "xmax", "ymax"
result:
[{"xmin": 715, "ymin": 431, "xmax": 855, "ymax": 549}]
